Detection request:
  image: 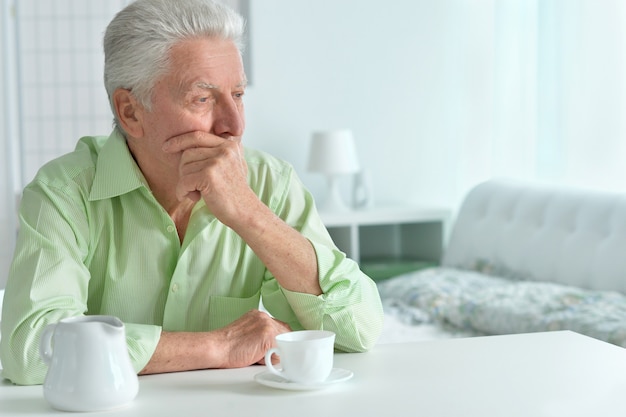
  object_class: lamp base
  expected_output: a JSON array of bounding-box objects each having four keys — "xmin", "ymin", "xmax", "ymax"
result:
[{"xmin": 319, "ymin": 175, "xmax": 351, "ymax": 212}]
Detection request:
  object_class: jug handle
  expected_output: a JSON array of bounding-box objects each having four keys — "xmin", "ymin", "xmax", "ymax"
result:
[{"xmin": 39, "ymin": 323, "xmax": 57, "ymax": 366}]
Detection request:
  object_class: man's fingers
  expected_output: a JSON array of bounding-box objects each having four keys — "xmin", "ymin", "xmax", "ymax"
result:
[{"xmin": 180, "ymin": 190, "xmax": 202, "ymax": 203}]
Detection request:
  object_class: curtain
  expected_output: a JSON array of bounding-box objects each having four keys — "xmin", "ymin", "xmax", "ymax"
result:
[{"xmin": 493, "ymin": 0, "xmax": 626, "ymax": 191}]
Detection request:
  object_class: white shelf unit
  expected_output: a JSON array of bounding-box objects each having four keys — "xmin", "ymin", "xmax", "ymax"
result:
[{"xmin": 319, "ymin": 206, "xmax": 450, "ymax": 279}]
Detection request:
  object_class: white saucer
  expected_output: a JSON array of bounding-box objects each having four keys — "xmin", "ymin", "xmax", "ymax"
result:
[{"xmin": 254, "ymin": 368, "xmax": 353, "ymax": 391}]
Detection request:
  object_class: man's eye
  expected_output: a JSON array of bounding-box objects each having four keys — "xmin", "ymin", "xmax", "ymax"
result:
[{"xmin": 198, "ymin": 97, "xmax": 209, "ymax": 103}]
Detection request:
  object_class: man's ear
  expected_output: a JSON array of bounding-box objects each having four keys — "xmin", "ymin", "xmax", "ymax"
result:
[{"xmin": 113, "ymin": 89, "xmax": 144, "ymax": 138}]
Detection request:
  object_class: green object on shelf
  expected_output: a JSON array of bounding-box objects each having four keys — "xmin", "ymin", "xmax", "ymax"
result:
[{"xmin": 360, "ymin": 258, "xmax": 437, "ymax": 282}]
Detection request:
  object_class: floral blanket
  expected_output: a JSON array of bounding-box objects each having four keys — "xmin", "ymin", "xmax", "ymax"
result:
[{"xmin": 377, "ymin": 267, "xmax": 626, "ymax": 347}]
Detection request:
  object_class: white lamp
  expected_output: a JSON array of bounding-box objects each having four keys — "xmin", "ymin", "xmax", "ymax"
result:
[{"xmin": 307, "ymin": 129, "xmax": 360, "ymax": 212}]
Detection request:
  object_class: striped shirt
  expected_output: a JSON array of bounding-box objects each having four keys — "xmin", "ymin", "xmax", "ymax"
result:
[{"xmin": 0, "ymin": 130, "xmax": 383, "ymax": 385}]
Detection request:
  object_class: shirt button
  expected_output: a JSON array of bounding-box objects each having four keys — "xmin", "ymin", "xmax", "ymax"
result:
[
  {"xmin": 167, "ymin": 225, "xmax": 175, "ymax": 233},
  {"xmin": 171, "ymin": 284, "xmax": 179, "ymax": 293}
]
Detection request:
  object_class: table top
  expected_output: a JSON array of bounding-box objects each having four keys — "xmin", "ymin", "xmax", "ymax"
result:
[{"xmin": 2, "ymin": 331, "xmax": 626, "ymax": 417}]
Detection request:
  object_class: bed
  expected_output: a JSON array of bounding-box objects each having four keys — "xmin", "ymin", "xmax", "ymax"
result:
[{"xmin": 376, "ymin": 179, "xmax": 626, "ymax": 347}]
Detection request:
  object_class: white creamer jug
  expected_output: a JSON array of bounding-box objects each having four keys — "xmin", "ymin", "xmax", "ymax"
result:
[{"xmin": 39, "ymin": 315, "xmax": 139, "ymax": 412}]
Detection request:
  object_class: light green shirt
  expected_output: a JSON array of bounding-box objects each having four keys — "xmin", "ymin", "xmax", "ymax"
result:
[{"xmin": 0, "ymin": 131, "xmax": 383, "ymax": 385}]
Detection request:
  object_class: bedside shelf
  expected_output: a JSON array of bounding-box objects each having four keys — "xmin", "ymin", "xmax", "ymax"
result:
[{"xmin": 319, "ymin": 206, "xmax": 450, "ymax": 280}]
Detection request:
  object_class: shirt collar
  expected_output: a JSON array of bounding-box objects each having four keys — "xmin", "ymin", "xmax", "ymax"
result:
[{"xmin": 89, "ymin": 130, "xmax": 150, "ymax": 201}]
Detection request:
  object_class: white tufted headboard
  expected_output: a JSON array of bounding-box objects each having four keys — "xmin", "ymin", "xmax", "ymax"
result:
[{"xmin": 442, "ymin": 179, "xmax": 626, "ymax": 294}]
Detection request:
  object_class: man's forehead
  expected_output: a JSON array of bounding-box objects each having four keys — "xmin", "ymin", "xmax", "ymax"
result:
[{"xmin": 165, "ymin": 39, "xmax": 246, "ymax": 91}]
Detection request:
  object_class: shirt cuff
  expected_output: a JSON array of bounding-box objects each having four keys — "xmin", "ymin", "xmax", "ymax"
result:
[
  {"xmin": 124, "ymin": 323, "xmax": 162, "ymax": 373},
  {"xmin": 280, "ymin": 241, "xmax": 383, "ymax": 352}
]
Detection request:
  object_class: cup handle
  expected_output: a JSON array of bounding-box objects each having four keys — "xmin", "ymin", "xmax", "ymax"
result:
[
  {"xmin": 39, "ymin": 323, "xmax": 57, "ymax": 365},
  {"xmin": 264, "ymin": 347, "xmax": 284, "ymax": 377}
]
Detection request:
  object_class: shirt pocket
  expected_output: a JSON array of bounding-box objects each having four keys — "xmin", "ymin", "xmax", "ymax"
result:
[{"xmin": 207, "ymin": 292, "xmax": 261, "ymax": 330}]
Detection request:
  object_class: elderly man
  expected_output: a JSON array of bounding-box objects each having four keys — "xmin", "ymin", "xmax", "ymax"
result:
[{"xmin": 0, "ymin": 0, "xmax": 383, "ymax": 385}]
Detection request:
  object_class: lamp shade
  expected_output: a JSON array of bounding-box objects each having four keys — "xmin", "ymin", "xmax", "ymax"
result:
[{"xmin": 307, "ymin": 130, "xmax": 360, "ymax": 175}]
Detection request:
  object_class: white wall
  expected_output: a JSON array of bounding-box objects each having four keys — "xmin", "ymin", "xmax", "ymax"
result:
[
  {"xmin": 244, "ymin": 0, "xmax": 626, "ymax": 211},
  {"xmin": 244, "ymin": 0, "xmax": 494, "ymax": 210}
]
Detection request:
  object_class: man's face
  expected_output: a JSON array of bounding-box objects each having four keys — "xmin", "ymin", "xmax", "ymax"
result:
[{"xmin": 132, "ymin": 37, "xmax": 246, "ymax": 170}]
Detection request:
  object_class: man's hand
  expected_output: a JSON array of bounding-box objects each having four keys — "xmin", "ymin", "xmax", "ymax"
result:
[
  {"xmin": 162, "ymin": 131, "xmax": 321, "ymax": 296},
  {"xmin": 214, "ymin": 310, "xmax": 291, "ymax": 367},
  {"xmin": 162, "ymin": 131, "xmax": 252, "ymax": 225},
  {"xmin": 139, "ymin": 310, "xmax": 290, "ymax": 375}
]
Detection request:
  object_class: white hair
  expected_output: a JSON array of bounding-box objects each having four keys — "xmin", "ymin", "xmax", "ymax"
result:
[{"xmin": 103, "ymin": 0, "xmax": 245, "ymax": 130}]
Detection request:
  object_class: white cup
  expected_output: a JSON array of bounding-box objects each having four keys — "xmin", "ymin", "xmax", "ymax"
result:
[{"xmin": 264, "ymin": 330, "xmax": 336, "ymax": 384}]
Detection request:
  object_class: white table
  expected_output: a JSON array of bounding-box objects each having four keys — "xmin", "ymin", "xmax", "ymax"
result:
[{"xmin": 2, "ymin": 331, "xmax": 626, "ymax": 416}]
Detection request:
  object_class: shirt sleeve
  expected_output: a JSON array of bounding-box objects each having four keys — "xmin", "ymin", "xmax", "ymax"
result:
[
  {"xmin": 0, "ymin": 180, "xmax": 160, "ymax": 385},
  {"xmin": 260, "ymin": 165, "xmax": 384, "ymax": 352}
]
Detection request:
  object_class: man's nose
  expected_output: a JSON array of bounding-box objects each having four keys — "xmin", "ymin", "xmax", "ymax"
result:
[{"xmin": 213, "ymin": 97, "xmax": 244, "ymax": 139}]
